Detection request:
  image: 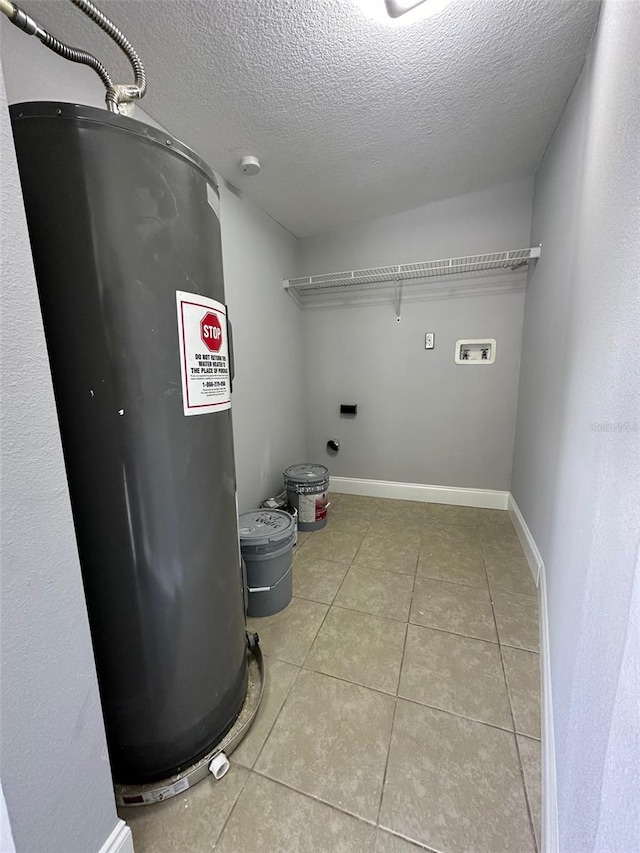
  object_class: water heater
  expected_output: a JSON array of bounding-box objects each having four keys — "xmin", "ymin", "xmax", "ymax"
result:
[{"xmin": 10, "ymin": 101, "xmax": 248, "ymax": 784}]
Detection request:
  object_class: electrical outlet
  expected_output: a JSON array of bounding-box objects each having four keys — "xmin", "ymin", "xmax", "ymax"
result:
[{"xmin": 425, "ymin": 332, "xmax": 435, "ymax": 349}]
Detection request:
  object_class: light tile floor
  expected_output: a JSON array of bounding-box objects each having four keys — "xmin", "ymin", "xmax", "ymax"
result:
[{"xmin": 121, "ymin": 495, "xmax": 541, "ymax": 853}]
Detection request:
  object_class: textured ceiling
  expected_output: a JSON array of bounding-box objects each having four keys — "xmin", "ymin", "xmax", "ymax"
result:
[{"xmin": 19, "ymin": 0, "xmax": 599, "ymax": 236}]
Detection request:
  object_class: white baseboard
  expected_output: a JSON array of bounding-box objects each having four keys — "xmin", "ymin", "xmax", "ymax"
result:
[
  {"xmin": 99, "ymin": 820, "xmax": 134, "ymax": 853},
  {"xmin": 508, "ymin": 495, "xmax": 558, "ymax": 853},
  {"xmin": 507, "ymin": 494, "xmax": 544, "ymax": 585},
  {"xmin": 538, "ymin": 563, "xmax": 559, "ymax": 853},
  {"xmin": 330, "ymin": 476, "xmax": 509, "ymax": 509}
]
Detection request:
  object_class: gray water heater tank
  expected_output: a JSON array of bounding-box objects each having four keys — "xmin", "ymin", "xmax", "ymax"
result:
[{"xmin": 10, "ymin": 101, "xmax": 247, "ymax": 784}]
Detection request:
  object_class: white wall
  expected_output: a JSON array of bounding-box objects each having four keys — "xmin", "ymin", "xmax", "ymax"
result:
[
  {"xmin": 297, "ymin": 179, "xmax": 533, "ymax": 491},
  {"xmin": 0, "ymin": 59, "xmax": 118, "ymax": 853},
  {"xmin": 511, "ymin": 2, "xmax": 640, "ymax": 850}
]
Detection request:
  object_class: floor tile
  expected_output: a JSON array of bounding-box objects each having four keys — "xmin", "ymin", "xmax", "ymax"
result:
[
  {"xmin": 334, "ymin": 565, "xmax": 414, "ymax": 622},
  {"xmin": 305, "ymin": 606, "xmax": 407, "ymax": 694},
  {"xmin": 293, "ymin": 551, "xmax": 348, "ymax": 604},
  {"xmin": 502, "ymin": 647, "xmax": 541, "ymax": 738},
  {"xmin": 295, "ymin": 531, "xmax": 312, "ymax": 549},
  {"xmin": 247, "ymin": 597, "xmax": 328, "ymax": 665},
  {"xmin": 485, "ymin": 553, "xmax": 537, "ymax": 596},
  {"xmin": 119, "ymin": 764, "xmax": 248, "ymax": 853},
  {"xmin": 299, "ymin": 528, "xmax": 364, "ymax": 565},
  {"xmin": 493, "ymin": 591, "xmax": 539, "ymax": 651},
  {"xmin": 371, "ymin": 517, "xmax": 422, "ymax": 547},
  {"xmin": 328, "ymin": 513, "xmax": 373, "ymax": 535},
  {"xmin": 353, "ymin": 534, "xmax": 419, "ymax": 575},
  {"xmin": 233, "ymin": 657, "xmax": 299, "ymax": 769},
  {"xmin": 417, "ymin": 545, "xmax": 488, "ymax": 589},
  {"xmin": 483, "ymin": 536, "xmax": 527, "ymax": 559},
  {"xmin": 480, "ymin": 525, "xmax": 523, "ymax": 551},
  {"xmin": 399, "ymin": 625, "xmax": 512, "ymax": 729},
  {"xmin": 421, "ymin": 524, "xmax": 481, "ymax": 552},
  {"xmin": 256, "ymin": 669, "xmax": 395, "ymax": 822},
  {"xmin": 328, "ymin": 500, "xmax": 375, "ymax": 534},
  {"xmin": 215, "ymin": 773, "xmax": 376, "ymax": 853},
  {"xmin": 476, "ymin": 508, "xmax": 514, "ymax": 529},
  {"xmin": 424, "ymin": 503, "xmax": 478, "ymax": 528},
  {"xmin": 518, "ymin": 735, "xmax": 542, "ymax": 849},
  {"xmin": 332, "ymin": 494, "xmax": 381, "ymax": 513},
  {"xmin": 380, "ymin": 700, "xmax": 535, "ymax": 853},
  {"xmin": 374, "ymin": 829, "xmax": 428, "ymax": 852},
  {"xmin": 410, "ymin": 577, "xmax": 497, "ymax": 642},
  {"xmin": 376, "ymin": 499, "xmax": 426, "ymax": 522}
]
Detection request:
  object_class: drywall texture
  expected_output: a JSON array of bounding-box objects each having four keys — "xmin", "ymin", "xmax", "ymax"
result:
[
  {"xmin": 18, "ymin": 0, "xmax": 599, "ymax": 236},
  {"xmin": 298, "ymin": 180, "xmax": 532, "ymax": 490},
  {"xmin": 0, "ymin": 61, "xmax": 118, "ymax": 853},
  {"xmin": 220, "ymin": 183, "xmax": 305, "ymax": 510},
  {"xmin": 511, "ymin": 2, "xmax": 640, "ymax": 850},
  {"xmin": 1, "ymin": 19, "xmax": 305, "ymax": 512}
]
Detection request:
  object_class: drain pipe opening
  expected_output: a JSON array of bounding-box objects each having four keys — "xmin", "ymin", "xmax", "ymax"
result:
[{"xmin": 208, "ymin": 752, "xmax": 230, "ymax": 781}]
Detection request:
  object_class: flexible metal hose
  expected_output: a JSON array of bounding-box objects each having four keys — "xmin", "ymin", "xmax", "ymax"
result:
[
  {"xmin": 39, "ymin": 30, "xmax": 113, "ymax": 89},
  {"xmin": 0, "ymin": 0, "xmax": 113, "ymax": 89},
  {"xmin": 70, "ymin": 0, "xmax": 147, "ymax": 109},
  {"xmin": 0, "ymin": 0, "xmax": 146, "ymax": 113}
]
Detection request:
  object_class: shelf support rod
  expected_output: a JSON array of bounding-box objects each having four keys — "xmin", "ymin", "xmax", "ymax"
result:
[{"xmin": 394, "ymin": 275, "xmax": 402, "ymax": 322}]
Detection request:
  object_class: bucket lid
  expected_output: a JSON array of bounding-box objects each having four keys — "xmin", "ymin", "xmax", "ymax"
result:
[
  {"xmin": 283, "ymin": 463, "xmax": 329, "ymax": 484},
  {"xmin": 238, "ymin": 509, "xmax": 295, "ymax": 547}
]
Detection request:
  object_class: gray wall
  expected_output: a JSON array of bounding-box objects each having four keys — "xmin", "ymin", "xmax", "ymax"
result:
[
  {"xmin": 0, "ymin": 61, "xmax": 118, "ymax": 853},
  {"xmin": 511, "ymin": 2, "xmax": 640, "ymax": 850},
  {"xmin": 298, "ymin": 179, "xmax": 532, "ymax": 490},
  {"xmin": 220, "ymin": 183, "xmax": 304, "ymax": 510},
  {"xmin": 298, "ymin": 177, "xmax": 533, "ymax": 275}
]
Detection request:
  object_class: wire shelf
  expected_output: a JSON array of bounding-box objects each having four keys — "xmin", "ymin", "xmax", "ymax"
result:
[{"xmin": 283, "ymin": 247, "xmax": 540, "ymax": 306}]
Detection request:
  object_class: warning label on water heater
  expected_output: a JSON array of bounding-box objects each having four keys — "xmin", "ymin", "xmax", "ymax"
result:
[{"xmin": 176, "ymin": 291, "xmax": 231, "ymax": 416}]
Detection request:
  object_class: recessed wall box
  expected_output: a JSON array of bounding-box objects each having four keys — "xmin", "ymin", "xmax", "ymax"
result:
[
  {"xmin": 340, "ymin": 404, "xmax": 358, "ymax": 416},
  {"xmin": 455, "ymin": 339, "xmax": 496, "ymax": 364}
]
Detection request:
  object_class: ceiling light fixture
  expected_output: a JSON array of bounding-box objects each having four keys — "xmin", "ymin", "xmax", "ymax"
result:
[
  {"xmin": 355, "ymin": 0, "xmax": 453, "ymax": 25},
  {"xmin": 384, "ymin": 0, "xmax": 428, "ymax": 17}
]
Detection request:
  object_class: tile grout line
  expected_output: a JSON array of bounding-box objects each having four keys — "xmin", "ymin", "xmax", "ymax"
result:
[
  {"xmin": 246, "ymin": 657, "xmax": 304, "ymax": 773},
  {"xmin": 375, "ymin": 536, "xmax": 420, "ymax": 827},
  {"xmin": 206, "ymin": 761, "xmax": 253, "ymax": 853},
  {"xmin": 480, "ymin": 528, "xmax": 541, "ymax": 853},
  {"xmin": 218, "ymin": 767, "xmax": 431, "ymax": 852},
  {"xmin": 377, "ymin": 826, "xmax": 443, "ymax": 853},
  {"xmin": 329, "ymin": 599, "xmax": 414, "ymax": 626},
  {"xmin": 298, "ymin": 515, "xmax": 369, "ymax": 671},
  {"xmin": 249, "ymin": 766, "xmax": 381, "ymax": 833},
  {"xmin": 287, "ymin": 661, "xmax": 536, "ymax": 739}
]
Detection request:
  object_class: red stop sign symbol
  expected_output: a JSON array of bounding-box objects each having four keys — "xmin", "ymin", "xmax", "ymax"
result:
[{"xmin": 200, "ymin": 312, "xmax": 223, "ymax": 352}]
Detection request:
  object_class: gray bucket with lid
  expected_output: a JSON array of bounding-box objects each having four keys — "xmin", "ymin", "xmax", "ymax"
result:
[
  {"xmin": 239, "ymin": 509, "xmax": 295, "ymax": 617},
  {"xmin": 283, "ymin": 463, "xmax": 329, "ymax": 532}
]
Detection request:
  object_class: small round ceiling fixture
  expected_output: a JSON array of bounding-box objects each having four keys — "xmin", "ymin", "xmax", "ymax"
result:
[
  {"xmin": 240, "ymin": 155, "xmax": 261, "ymax": 176},
  {"xmin": 356, "ymin": 0, "xmax": 452, "ymax": 24}
]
